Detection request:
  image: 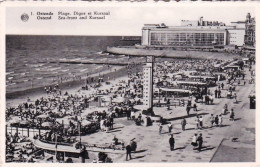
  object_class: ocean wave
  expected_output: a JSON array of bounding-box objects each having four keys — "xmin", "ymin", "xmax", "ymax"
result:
[
  {"xmin": 6, "ymin": 71, "xmax": 14, "ymax": 75},
  {"xmin": 49, "ymin": 67, "xmax": 61, "ymax": 71},
  {"xmin": 7, "ymin": 82, "xmax": 16, "ymax": 86},
  {"xmin": 80, "ymin": 69, "xmax": 88, "ymax": 72},
  {"xmin": 61, "ymin": 69, "xmax": 69, "ymax": 72}
]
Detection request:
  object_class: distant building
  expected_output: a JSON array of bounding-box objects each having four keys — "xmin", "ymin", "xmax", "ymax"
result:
[
  {"xmin": 244, "ymin": 13, "xmax": 255, "ymax": 48},
  {"xmin": 141, "ymin": 14, "xmax": 254, "ymax": 49},
  {"xmin": 227, "ymin": 21, "xmax": 246, "ymax": 46},
  {"xmin": 142, "ymin": 24, "xmax": 227, "ymax": 48}
]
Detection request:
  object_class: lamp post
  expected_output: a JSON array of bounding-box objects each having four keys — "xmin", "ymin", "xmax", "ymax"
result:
[{"xmin": 55, "ymin": 132, "xmax": 58, "ymax": 162}]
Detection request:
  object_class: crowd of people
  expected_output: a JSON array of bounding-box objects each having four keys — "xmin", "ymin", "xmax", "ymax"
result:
[{"xmin": 5, "ymin": 55, "xmax": 255, "ymax": 162}]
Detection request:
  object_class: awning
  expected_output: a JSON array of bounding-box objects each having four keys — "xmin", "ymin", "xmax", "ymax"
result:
[
  {"xmin": 158, "ymin": 88, "xmax": 191, "ymax": 93},
  {"xmin": 176, "ymin": 81, "xmax": 206, "ymax": 86}
]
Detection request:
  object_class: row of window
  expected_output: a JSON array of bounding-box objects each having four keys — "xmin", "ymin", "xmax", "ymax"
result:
[{"xmin": 150, "ymin": 32, "xmax": 225, "ymax": 46}]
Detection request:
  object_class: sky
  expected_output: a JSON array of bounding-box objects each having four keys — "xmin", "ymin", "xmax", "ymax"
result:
[{"xmin": 5, "ymin": 4, "xmax": 256, "ymax": 36}]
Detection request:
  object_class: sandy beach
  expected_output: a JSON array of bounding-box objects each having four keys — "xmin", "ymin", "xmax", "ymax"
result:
[{"xmin": 6, "ymin": 64, "xmax": 142, "ymax": 108}]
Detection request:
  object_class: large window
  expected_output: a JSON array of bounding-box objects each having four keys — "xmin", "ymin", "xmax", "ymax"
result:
[{"xmin": 150, "ymin": 31, "xmax": 225, "ymax": 46}]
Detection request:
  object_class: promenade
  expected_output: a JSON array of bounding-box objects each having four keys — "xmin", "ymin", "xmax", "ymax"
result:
[
  {"xmin": 74, "ymin": 64, "xmax": 255, "ymax": 162},
  {"xmin": 6, "ymin": 59, "xmax": 255, "ymax": 163}
]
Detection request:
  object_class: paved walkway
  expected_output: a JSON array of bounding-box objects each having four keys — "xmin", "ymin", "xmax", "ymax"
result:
[{"xmin": 75, "ymin": 65, "xmax": 255, "ymax": 162}]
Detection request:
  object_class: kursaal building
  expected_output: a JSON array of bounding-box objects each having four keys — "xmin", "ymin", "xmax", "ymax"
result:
[{"xmin": 141, "ymin": 13, "xmax": 255, "ymax": 49}]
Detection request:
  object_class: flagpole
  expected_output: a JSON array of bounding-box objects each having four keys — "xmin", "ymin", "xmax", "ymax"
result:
[{"xmin": 55, "ymin": 132, "xmax": 57, "ymax": 162}]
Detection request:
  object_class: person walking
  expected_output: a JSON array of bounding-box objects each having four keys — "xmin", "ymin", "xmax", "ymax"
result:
[
  {"xmin": 191, "ymin": 133, "xmax": 198, "ymax": 149},
  {"xmin": 186, "ymin": 105, "xmax": 191, "ymax": 116},
  {"xmin": 106, "ymin": 121, "xmax": 110, "ymax": 133},
  {"xmin": 234, "ymin": 93, "xmax": 237, "ymax": 103},
  {"xmin": 126, "ymin": 143, "xmax": 132, "ymax": 161},
  {"xmin": 214, "ymin": 89, "xmax": 218, "ymax": 98},
  {"xmin": 169, "ymin": 134, "xmax": 175, "ymax": 151},
  {"xmin": 210, "ymin": 114, "xmax": 215, "ymax": 127},
  {"xmin": 109, "ymin": 116, "xmax": 114, "ymax": 130},
  {"xmin": 219, "ymin": 114, "xmax": 223, "ymax": 127},
  {"xmin": 195, "ymin": 116, "xmax": 200, "ymax": 129},
  {"xmin": 199, "ymin": 116, "xmax": 203, "ymax": 129},
  {"xmin": 221, "ymin": 83, "xmax": 224, "ymax": 90},
  {"xmin": 168, "ymin": 122, "xmax": 173, "ymax": 134},
  {"xmin": 218, "ymin": 89, "xmax": 221, "ymax": 98},
  {"xmin": 223, "ymin": 103, "xmax": 228, "ymax": 115},
  {"xmin": 193, "ymin": 103, "xmax": 197, "ymax": 111},
  {"xmin": 159, "ymin": 123, "xmax": 163, "ymax": 134},
  {"xmin": 230, "ymin": 109, "xmax": 235, "ymax": 121},
  {"xmin": 181, "ymin": 118, "xmax": 187, "ymax": 131},
  {"xmin": 215, "ymin": 115, "xmax": 219, "ymax": 127},
  {"xmin": 197, "ymin": 133, "xmax": 203, "ymax": 152}
]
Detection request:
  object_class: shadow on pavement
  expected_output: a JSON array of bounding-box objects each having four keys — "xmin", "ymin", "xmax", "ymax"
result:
[
  {"xmin": 197, "ymin": 146, "xmax": 215, "ymax": 152},
  {"xmin": 166, "ymin": 113, "xmax": 209, "ymax": 121},
  {"xmin": 133, "ymin": 149, "xmax": 147, "ymax": 153},
  {"xmin": 174, "ymin": 146, "xmax": 185, "ymax": 150},
  {"xmin": 132, "ymin": 155, "xmax": 145, "ymax": 160},
  {"xmin": 185, "ymin": 128, "xmax": 196, "ymax": 131},
  {"xmin": 107, "ymin": 129, "xmax": 121, "ymax": 133},
  {"xmin": 219, "ymin": 124, "xmax": 231, "ymax": 127},
  {"xmin": 113, "ymin": 126, "xmax": 124, "ymax": 130}
]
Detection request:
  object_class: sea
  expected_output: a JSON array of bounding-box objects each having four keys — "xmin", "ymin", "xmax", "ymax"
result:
[{"xmin": 6, "ymin": 35, "xmax": 141, "ymax": 93}]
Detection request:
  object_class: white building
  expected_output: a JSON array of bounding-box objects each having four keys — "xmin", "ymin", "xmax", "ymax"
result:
[
  {"xmin": 227, "ymin": 29, "xmax": 245, "ymax": 46},
  {"xmin": 141, "ymin": 16, "xmax": 247, "ymax": 48},
  {"xmin": 143, "ymin": 58, "xmax": 153, "ymax": 109}
]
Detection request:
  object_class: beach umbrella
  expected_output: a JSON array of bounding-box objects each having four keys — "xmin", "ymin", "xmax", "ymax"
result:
[{"xmin": 41, "ymin": 122, "xmax": 54, "ymax": 127}]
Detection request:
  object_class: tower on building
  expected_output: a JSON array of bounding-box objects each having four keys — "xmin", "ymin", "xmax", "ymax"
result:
[{"xmin": 143, "ymin": 56, "xmax": 154, "ymax": 110}]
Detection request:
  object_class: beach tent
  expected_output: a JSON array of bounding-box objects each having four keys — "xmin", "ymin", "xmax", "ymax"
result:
[
  {"xmin": 8, "ymin": 117, "xmax": 20, "ymax": 125},
  {"xmin": 36, "ymin": 114, "xmax": 49, "ymax": 119},
  {"xmin": 176, "ymin": 81, "xmax": 207, "ymax": 86},
  {"xmin": 112, "ymin": 97, "xmax": 125, "ymax": 103},
  {"xmin": 20, "ymin": 120, "xmax": 30, "ymax": 126},
  {"xmin": 81, "ymin": 120, "xmax": 92, "ymax": 126},
  {"xmin": 41, "ymin": 122, "xmax": 54, "ymax": 127},
  {"xmin": 158, "ymin": 88, "xmax": 192, "ymax": 94}
]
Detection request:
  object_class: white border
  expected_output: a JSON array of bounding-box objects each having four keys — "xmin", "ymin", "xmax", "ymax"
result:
[{"xmin": 0, "ymin": 1, "xmax": 259, "ymax": 167}]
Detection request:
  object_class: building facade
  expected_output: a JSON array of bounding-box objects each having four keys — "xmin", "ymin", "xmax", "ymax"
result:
[
  {"xmin": 141, "ymin": 14, "xmax": 254, "ymax": 48},
  {"xmin": 143, "ymin": 56, "xmax": 154, "ymax": 109},
  {"xmin": 244, "ymin": 13, "xmax": 255, "ymax": 47},
  {"xmin": 142, "ymin": 25, "xmax": 227, "ymax": 48}
]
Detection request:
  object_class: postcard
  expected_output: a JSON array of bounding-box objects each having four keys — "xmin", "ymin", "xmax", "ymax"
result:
[{"xmin": 0, "ymin": 2, "xmax": 259, "ymax": 166}]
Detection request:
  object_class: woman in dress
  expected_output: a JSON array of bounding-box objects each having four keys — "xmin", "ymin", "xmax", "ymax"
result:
[{"xmin": 191, "ymin": 133, "xmax": 198, "ymax": 149}]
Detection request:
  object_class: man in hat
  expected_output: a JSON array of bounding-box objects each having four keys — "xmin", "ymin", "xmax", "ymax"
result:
[
  {"xmin": 197, "ymin": 133, "xmax": 203, "ymax": 152},
  {"xmin": 169, "ymin": 134, "xmax": 175, "ymax": 151},
  {"xmin": 126, "ymin": 143, "xmax": 132, "ymax": 161}
]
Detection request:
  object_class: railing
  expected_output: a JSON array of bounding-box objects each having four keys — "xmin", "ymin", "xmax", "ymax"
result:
[{"xmin": 6, "ymin": 125, "xmax": 49, "ymax": 137}]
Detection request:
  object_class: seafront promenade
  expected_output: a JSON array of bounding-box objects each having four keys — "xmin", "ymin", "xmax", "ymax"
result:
[
  {"xmin": 71, "ymin": 64, "xmax": 255, "ymax": 162},
  {"xmin": 107, "ymin": 46, "xmax": 242, "ymax": 60},
  {"xmin": 6, "ymin": 56, "xmax": 255, "ymax": 162}
]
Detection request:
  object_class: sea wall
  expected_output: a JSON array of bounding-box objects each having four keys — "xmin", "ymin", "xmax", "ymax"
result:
[{"xmin": 107, "ymin": 46, "xmax": 241, "ymax": 60}]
